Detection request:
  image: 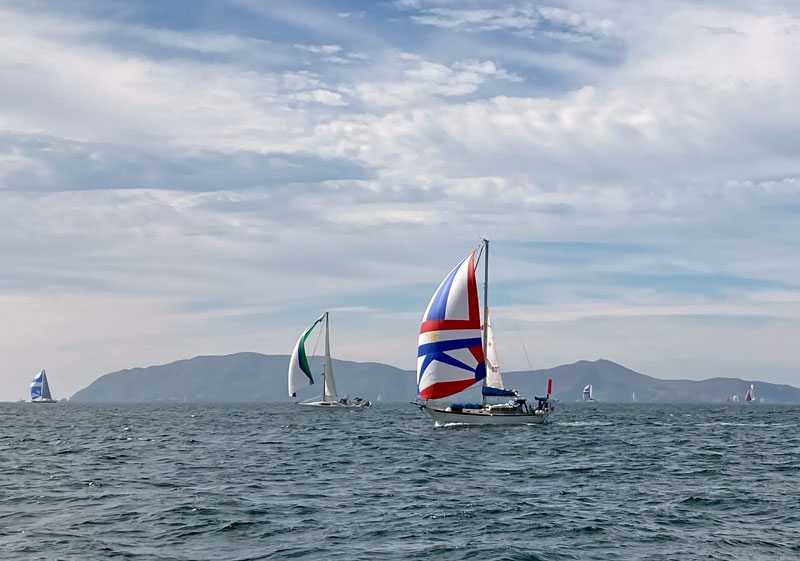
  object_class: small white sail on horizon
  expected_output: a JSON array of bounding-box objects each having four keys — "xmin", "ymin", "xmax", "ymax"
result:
[
  {"xmin": 745, "ymin": 383, "xmax": 755, "ymax": 402},
  {"xmin": 582, "ymin": 384, "xmax": 594, "ymax": 402}
]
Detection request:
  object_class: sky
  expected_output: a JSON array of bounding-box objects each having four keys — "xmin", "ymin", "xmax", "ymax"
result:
[{"xmin": 1, "ymin": 0, "xmax": 799, "ymax": 401}]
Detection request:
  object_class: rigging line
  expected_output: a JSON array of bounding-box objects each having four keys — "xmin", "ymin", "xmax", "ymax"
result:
[
  {"xmin": 492, "ymin": 250, "xmax": 535, "ymax": 373},
  {"xmin": 309, "ymin": 317, "xmax": 324, "ymax": 370},
  {"xmin": 473, "ymin": 241, "xmax": 484, "ymax": 273}
]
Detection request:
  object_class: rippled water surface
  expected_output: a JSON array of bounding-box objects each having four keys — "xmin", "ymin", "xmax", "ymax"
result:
[{"xmin": 1, "ymin": 403, "xmax": 799, "ymax": 560}]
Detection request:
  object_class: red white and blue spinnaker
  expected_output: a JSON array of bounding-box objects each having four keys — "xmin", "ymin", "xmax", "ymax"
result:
[{"xmin": 417, "ymin": 250, "xmax": 487, "ymax": 400}]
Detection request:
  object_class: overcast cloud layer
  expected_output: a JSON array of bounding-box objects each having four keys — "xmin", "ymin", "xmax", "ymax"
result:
[{"xmin": 1, "ymin": 0, "xmax": 799, "ymax": 400}]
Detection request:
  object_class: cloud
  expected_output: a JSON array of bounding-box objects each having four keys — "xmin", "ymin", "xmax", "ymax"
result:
[
  {"xmin": 345, "ymin": 56, "xmax": 520, "ymax": 108},
  {"xmin": 405, "ymin": 2, "xmax": 616, "ymax": 42},
  {"xmin": 122, "ymin": 25, "xmax": 273, "ymax": 54},
  {"xmin": 1, "ymin": 1, "xmax": 800, "ymax": 398},
  {"xmin": 291, "ymin": 89, "xmax": 349, "ymax": 106},
  {"xmin": 295, "ymin": 43, "xmax": 342, "ymax": 55},
  {"xmin": 0, "ymin": 132, "xmax": 368, "ymax": 192},
  {"xmin": 337, "ymin": 12, "xmax": 365, "ymax": 19}
]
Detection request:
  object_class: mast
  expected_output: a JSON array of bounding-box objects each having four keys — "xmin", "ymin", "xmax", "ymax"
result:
[
  {"xmin": 482, "ymin": 238, "xmax": 489, "ymax": 406},
  {"xmin": 322, "ymin": 312, "xmax": 328, "ymax": 403}
]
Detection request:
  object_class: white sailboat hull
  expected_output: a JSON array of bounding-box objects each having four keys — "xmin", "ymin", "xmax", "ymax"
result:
[
  {"xmin": 297, "ymin": 399, "xmax": 371, "ymax": 408},
  {"xmin": 423, "ymin": 405, "xmax": 551, "ymax": 426},
  {"xmin": 31, "ymin": 398, "xmax": 56, "ymax": 404}
]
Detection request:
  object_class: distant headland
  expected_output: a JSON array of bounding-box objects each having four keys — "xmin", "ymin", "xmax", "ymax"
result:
[{"xmin": 68, "ymin": 353, "xmax": 800, "ymax": 404}]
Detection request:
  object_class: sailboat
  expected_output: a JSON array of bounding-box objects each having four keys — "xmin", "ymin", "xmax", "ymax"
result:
[
  {"xmin": 31, "ymin": 369, "xmax": 56, "ymax": 403},
  {"xmin": 582, "ymin": 384, "xmax": 595, "ymax": 402},
  {"xmin": 745, "ymin": 384, "xmax": 755, "ymax": 403},
  {"xmin": 415, "ymin": 239, "xmax": 554, "ymax": 425},
  {"xmin": 287, "ymin": 312, "xmax": 371, "ymax": 408}
]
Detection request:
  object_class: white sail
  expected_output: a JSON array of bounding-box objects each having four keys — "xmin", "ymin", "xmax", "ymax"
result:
[
  {"xmin": 41, "ymin": 371, "xmax": 52, "ymax": 400},
  {"xmin": 31, "ymin": 369, "xmax": 52, "ymax": 401},
  {"xmin": 323, "ymin": 313, "xmax": 337, "ymax": 400},
  {"xmin": 484, "ymin": 314, "xmax": 504, "ymax": 390},
  {"xmin": 288, "ymin": 314, "xmax": 324, "ymax": 397},
  {"xmin": 583, "ymin": 384, "xmax": 592, "ymax": 401}
]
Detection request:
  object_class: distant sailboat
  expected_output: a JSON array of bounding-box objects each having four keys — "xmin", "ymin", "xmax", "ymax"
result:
[
  {"xmin": 745, "ymin": 384, "xmax": 755, "ymax": 403},
  {"xmin": 631, "ymin": 391, "xmax": 636, "ymax": 402},
  {"xmin": 31, "ymin": 370, "xmax": 56, "ymax": 403},
  {"xmin": 415, "ymin": 239, "xmax": 554, "ymax": 425},
  {"xmin": 582, "ymin": 384, "xmax": 595, "ymax": 402},
  {"xmin": 287, "ymin": 312, "xmax": 370, "ymax": 408},
  {"xmin": 732, "ymin": 394, "xmax": 740, "ymax": 403}
]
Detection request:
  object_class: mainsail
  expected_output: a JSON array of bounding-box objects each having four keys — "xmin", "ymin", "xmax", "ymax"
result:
[
  {"xmin": 417, "ymin": 250, "xmax": 486, "ymax": 400},
  {"xmin": 745, "ymin": 384, "xmax": 755, "ymax": 402},
  {"xmin": 31, "ymin": 369, "xmax": 52, "ymax": 401},
  {"xmin": 288, "ymin": 314, "xmax": 324, "ymax": 397},
  {"xmin": 322, "ymin": 314, "xmax": 337, "ymax": 399},
  {"xmin": 483, "ymin": 315, "xmax": 503, "ymax": 390},
  {"xmin": 481, "ymin": 313, "xmax": 516, "ymax": 398},
  {"xmin": 583, "ymin": 384, "xmax": 592, "ymax": 401}
]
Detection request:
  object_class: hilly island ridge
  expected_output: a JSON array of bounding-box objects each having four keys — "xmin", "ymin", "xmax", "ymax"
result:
[{"xmin": 69, "ymin": 353, "xmax": 800, "ymax": 404}]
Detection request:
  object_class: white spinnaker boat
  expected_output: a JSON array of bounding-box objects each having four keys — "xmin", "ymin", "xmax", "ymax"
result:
[
  {"xmin": 745, "ymin": 384, "xmax": 755, "ymax": 403},
  {"xmin": 416, "ymin": 239, "xmax": 554, "ymax": 425},
  {"xmin": 582, "ymin": 384, "xmax": 595, "ymax": 402},
  {"xmin": 31, "ymin": 369, "xmax": 56, "ymax": 403},
  {"xmin": 287, "ymin": 312, "xmax": 370, "ymax": 408}
]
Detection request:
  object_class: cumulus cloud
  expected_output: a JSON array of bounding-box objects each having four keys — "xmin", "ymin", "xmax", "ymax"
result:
[
  {"xmin": 346, "ymin": 56, "xmax": 520, "ymax": 108},
  {"xmin": 291, "ymin": 89, "xmax": 349, "ymax": 106}
]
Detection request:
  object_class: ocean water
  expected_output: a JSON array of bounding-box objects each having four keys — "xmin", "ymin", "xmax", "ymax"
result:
[{"xmin": 1, "ymin": 403, "xmax": 798, "ymax": 561}]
